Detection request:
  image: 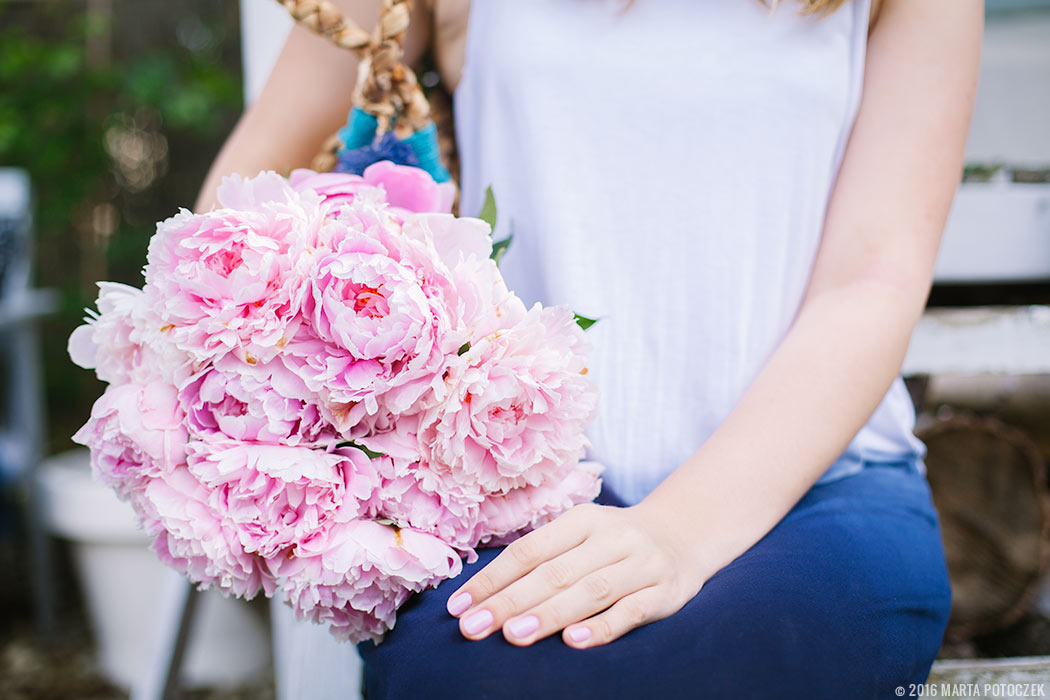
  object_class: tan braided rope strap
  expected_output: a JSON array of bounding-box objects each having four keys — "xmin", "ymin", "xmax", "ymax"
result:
[
  {"xmin": 280, "ymin": 0, "xmax": 372, "ymax": 54},
  {"xmin": 279, "ymin": 0, "xmax": 436, "ymax": 172}
]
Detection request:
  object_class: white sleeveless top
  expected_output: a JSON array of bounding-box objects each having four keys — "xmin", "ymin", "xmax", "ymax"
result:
[{"xmin": 454, "ymin": 0, "xmax": 927, "ymax": 505}]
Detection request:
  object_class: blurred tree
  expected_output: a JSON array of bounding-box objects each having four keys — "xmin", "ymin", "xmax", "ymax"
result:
[{"xmin": 0, "ymin": 0, "xmax": 243, "ymax": 453}]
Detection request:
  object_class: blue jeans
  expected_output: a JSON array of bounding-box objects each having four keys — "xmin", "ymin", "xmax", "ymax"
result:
[{"xmin": 359, "ymin": 459, "xmax": 952, "ymax": 699}]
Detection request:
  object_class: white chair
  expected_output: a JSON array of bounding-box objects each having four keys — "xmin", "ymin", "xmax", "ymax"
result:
[{"xmin": 0, "ymin": 168, "xmax": 58, "ymax": 639}]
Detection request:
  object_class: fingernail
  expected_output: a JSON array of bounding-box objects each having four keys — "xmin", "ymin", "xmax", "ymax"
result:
[
  {"xmin": 567, "ymin": 626, "xmax": 591, "ymax": 643},
  {"xmin": 447, "ymin": 592, "xmax": 472, "ymax": 616},
  {"xmin": 507, "ymin": 615, "xmax": 539, "ymax": 639},
  {"xmin": 462, "ymin": 609, "xmax": 493, "ymax": 635}
]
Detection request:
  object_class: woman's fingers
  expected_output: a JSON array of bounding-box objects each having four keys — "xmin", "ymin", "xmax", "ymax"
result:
[
  {"xmin": 562, "ymin": 586, "xmax": 669, "ymax": 649},
  {"xmin": 445, "ymin": 503, "xmax": 693, "ymax": 649},
  {"xmin": 499, "ymin": 558, "xmax": 653, "ymax": 647},
  {"xmin": 446, "ymin": 505, "xmax": 597, "ymax": 620},
  {"xmin": 455, "ymin": 538, "xmax": 630, "ymax": 640}
]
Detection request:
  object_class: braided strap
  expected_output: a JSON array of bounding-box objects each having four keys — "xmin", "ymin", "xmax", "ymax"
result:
[
  {"xmin": 280, "ymin": 0, "xmax": 372, "ymax": 54},
  {"xmin": 281, "ymin": 0, "xmax": 430, "ymax": 137}
]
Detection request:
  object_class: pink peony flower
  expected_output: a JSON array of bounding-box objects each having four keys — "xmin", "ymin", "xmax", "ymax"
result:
[
  {"xmin": 180, "ymin": 353, "xmax": 335, "ymax": 446},
  {"xmin": 68, "ymin": 282, "xmax": 192, "ymax": 386},
  {"xmin": 290, "ymin": 161, "xmax": 455, "ymax": 216},
  {"xmin": 401, "ymin": 213, "xmax": 527, "ymax": 340},
  {"xmin": 362, "ymin": 161, "xmax": 456, "ymax": 215},
  {"xmin": 476, "ymin": 461, "xmax": 603, "ymax": 546},
  {"xmin": 417, "ymin": 305, "xmax": 599, "ymax": 498},
  {"xmin": 288, "ymin": 203, "xmax": 468, "ymax": 428},
  {"xmin": 275, "ymin": 326, "xmax": 380, "ymax": 435},
  {"xmin": 185, "ymin": 440, "xmax": 380, "ymax": 558},
  {"xmin": 401, "ymin": 213, "xmax": 492, "ymax": 264},
  {"xmin": 143, "ymin": 171, "xmax": 323, "ymax": 364},
  {"xmin": 72, "ymin": 382, "xmax": 187, "ymax": 501},
  {"xmin": 288, "ymin": 170, "xmax": 377, "ymax": 210},
  {"xmin": 273, "ymin": 518, "xmax": 462, "ymax": 643},
  {"xmin": 369, "ymin": 452, "xmax": 481, "ymax": 555},
  {"xmin": 147, "ymin": 465, "xmax": 273, "ymax": 598}
]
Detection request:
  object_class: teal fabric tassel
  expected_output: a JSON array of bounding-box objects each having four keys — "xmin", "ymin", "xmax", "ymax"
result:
[
  {"xmin": 401, "ymin": 123, "xmax": 451, "ymax": 183},
  {"xmin": 337, "ymin": 107, "xmax": 379, "ymax": 150}
]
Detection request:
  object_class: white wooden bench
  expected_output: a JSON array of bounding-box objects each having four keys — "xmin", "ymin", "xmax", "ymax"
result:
[{"xmin": 903, "ymin": 179, "xmax": 1050, "ymax": 377}]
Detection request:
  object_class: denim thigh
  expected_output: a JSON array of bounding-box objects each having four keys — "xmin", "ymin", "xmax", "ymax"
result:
[{"xmin": 359, "ymin": 460, "xmax": 952, "ymax": 700}]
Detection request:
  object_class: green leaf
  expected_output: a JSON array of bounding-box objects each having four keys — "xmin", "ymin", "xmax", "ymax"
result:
[
  {"xmin": 458, "ymin": 342, "xmax": 471, "ymax": 356},
  {"xmin": 491, "ymin": 227, "xmax": 513, "ymax": 266},
  {"xmin": 574, "ymin": 313, "xmax": 598, "ymax": 331},
  {"xmin": 477, "ymin": 186, "xmax": 497, "ymax": 231},
  {"xmin": 335, "ymin": 441, "xmax": 386, "ymax": 459}
]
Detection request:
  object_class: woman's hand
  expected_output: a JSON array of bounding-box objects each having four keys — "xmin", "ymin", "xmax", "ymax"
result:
[{"xmin": 445, "ymin": 502, "xmax": 710, "ymax": 649}]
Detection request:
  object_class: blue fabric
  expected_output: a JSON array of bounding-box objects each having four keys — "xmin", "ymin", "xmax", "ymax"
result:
[
  {"xmin": 334, "ymin": 107, "xmax": 451, "ymax": 182},
  {"xmin": 359, "ymin": 459, "xmax": 951, "ymax": 699},
  {"xmin": 336, "ymin": 132, "xmax": 420, "ymax": 176}
]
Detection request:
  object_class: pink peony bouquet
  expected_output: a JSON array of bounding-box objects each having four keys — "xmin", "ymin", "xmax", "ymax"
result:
[{"xmin": 68, "ymin": 161, "xmax": 602, "ymax": 643}]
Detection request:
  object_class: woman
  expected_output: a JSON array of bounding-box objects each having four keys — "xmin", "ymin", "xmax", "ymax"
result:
[{"xmin": 198, "ymin": 0, "xmax": 981, "ymax": 696}]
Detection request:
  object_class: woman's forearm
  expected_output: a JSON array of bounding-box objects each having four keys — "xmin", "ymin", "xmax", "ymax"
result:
[
  {"xmin": 636, "ymin": 274, "xmax": 929, "ymax": 582},
  {"xmin": 443, "ymin": 274, "xmax": 935, "ymax": 648},
  {"xmin": 637, "ymin": 0, "xmax": 980, "ymax": 584}
]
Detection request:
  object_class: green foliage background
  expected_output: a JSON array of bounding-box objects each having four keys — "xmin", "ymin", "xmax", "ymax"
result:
[{"xmin": 0, "ymin": 0, "xmax": 244, "ymax": 453}]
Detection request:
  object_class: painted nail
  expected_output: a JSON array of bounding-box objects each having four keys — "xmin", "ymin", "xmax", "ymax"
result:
[
  {"xmin": 447, "ymin": 592, "xmax": 472, "ymax": 616},
  {"xmin": 462, "ymin": 609, "xmax": 494, "ymax": 635},
  {"xmin": 507, "ymin": 615, "xmax": 539, "ymax": 638},
  {"xmin": 567, "ymin": 626, "xmax": 591, "ymax": 644}
]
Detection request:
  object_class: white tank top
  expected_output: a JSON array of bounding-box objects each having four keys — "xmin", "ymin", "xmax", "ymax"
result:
[{"xmin": 453, "ymin": 0, "xmax": 927, "ymax": 505}]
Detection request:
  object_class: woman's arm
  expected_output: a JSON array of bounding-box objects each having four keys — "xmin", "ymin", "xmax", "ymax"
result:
[
  {"xmin": 193, "ymin": 0, "xmax": 432, "ymax": 212},
  {"xmin": 445, "ymin": 0, "xmax": 983, "ymax": 648}
]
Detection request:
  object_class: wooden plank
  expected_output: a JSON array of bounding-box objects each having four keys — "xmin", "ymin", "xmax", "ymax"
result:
[
  {"xmin": 935, "ymin": 183, "xmax": 1050, "ymax": 283},
  {"xmin": 965, "ymin": 10, "xmax": 1050, "ymax": 168},
  {"xmin": 940, "ymin": 184, "xmax": 1050, "ymax": 285},
  {"xmin": 927, "ymin": 656, "xmax": 1050, "ymax": 698},
  {"xmin": 903, "ymin": 306, "xmax": 1050, "ymax": 376}
]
